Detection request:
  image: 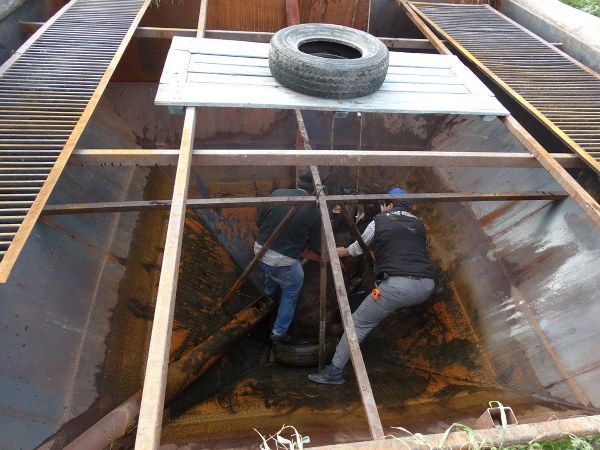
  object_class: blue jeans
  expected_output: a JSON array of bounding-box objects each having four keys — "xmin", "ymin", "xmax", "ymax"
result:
[
  {"xmin": 259, "ymin": 260, "xmax": 304, "ymax": 336},
  {"xmin": 332, "ymin": 275, "xmax": 435, "ymax": 370}
]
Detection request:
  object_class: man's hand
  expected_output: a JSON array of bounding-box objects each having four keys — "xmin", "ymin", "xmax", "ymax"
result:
[{"xmin": 336, "ymin": 247, "xmax": 350, "ymax": 258}]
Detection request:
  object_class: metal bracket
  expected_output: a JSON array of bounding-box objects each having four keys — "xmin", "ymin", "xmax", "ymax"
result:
[{"xmin": 474, "ymin": 405, "xmax": 518, "ymax": 429}]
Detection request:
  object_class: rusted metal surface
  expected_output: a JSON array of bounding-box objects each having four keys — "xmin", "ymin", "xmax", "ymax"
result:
[
  {"xmin": 0, "ymin": 0, "xmax": 150, "ymax": 282},
  {"xmin": 410, "ymin": 2, "xmax": 600, "ymax": 175}
]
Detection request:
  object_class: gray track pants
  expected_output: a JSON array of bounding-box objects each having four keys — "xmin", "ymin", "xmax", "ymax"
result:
[{"xmin": 331, "ymin": 275, "xmax": 435, "ymax": 370}]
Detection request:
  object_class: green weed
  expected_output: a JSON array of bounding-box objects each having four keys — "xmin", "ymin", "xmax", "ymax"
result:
[
  {"xmin": 560, "ymin": 0, "xmax": 600, "ymax": 17},
  {"xmin": 388, "ymin": 401, "xmax": 600, "ymax": 450}
]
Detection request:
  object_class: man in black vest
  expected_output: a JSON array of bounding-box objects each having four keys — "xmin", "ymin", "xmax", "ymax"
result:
[
  {"xmin": 255, "ymin": 168, "xmax": 321, "ymax": 344},
  {"xmin": 309, "ymin": 187, "xmax": 435, "ymax": 384}
]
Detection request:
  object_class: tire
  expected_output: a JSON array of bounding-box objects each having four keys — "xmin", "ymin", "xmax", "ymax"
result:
[
  {"xmin": 272, "ymin": 338, "xmax": 337, "ymax": 367},
  {"xmin": 269, "ymin": 23, "xmax": 389, "ymax": 99}
]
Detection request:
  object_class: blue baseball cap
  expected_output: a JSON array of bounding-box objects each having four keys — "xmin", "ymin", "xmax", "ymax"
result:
[
  {"xmin": 388, "ymin": 187, "xmax": 407, "ymax": 195},
  {"xmin": 387, "ymin": 187, "xmax": 410, "ymax": 207}
]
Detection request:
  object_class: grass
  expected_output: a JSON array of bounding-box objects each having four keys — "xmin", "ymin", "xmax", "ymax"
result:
[
  {"xmin": 390, "ymin": 425, "xmax": 600, "ymax": 450},
  {"xmin": 559, "ymin": 0, "xmax": 600, "ymax": 17},
  {"xmin": 388, "ymin": 402, "xmax": 600, "ymax": 450},
  {"xmin": 254, "ymin": 402, "xmax": 600, "ymax": 450},
  {"xmin": 255, "ymin": 425, "xmax": 310, "ymax": 450}
]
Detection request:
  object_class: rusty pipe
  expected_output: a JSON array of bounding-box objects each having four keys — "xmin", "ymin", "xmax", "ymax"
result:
[
  {"xmin": 309, "ymin": 414, "xmax": 600, "ymax": 450},
  {"xmin": 60, "ymin": 298, "xmax": 273, "ymax": 450}
]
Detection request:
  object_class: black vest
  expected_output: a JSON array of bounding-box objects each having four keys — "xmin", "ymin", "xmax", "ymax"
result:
[{"xmin": 373, "ymin": 207, "xmax": 434, "ymax": 279}]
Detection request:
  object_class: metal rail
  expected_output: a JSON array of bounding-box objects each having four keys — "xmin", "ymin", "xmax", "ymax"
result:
[
  {"xmin": 0, "ymin": 0, "xmax": 149, "ymax": 281},
  {"xmin": 410, "ymin": 2, "xmax": 600, "ymax": 176}
]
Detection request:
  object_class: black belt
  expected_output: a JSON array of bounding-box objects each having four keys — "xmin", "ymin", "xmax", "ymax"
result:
[{"xmin": 380, "ymin": 272, "xmax": 425, "ymax": 281}]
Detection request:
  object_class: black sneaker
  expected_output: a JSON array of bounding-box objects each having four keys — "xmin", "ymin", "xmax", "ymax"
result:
[
  {"xmin": 308, "ymin": 367, "xmax": 345, "ymax": 385},
  {"xmin": 270, "ymin": 333, "xmax": 294, "ymax": 344}
]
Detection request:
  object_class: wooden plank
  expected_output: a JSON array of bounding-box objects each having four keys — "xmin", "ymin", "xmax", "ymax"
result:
[
  {"xmin": 184, "ymin": 36, "xmax": 270, "ymax": 58},
  {"xmin": 157, "ymin": 81, "xmax": 507, "ymax": 115},
  {"xmin": 449, "ymin": 57, "xmax": 495, "ymax": 96},
  {"xmin": 184, "ymin": 67, "xmax": 464, "ymax": 84},
  {"xmin": 186, "ymin": 64, "xmax": 271, "ymax": 78},
  {"xmin": 135, "ymin": 107, "xmax": 196, "ymax": 449},
  {"xmin": 185, "ymin": 72, "xmax": 472, "ymax": 94},
  {"xmin": 386, "ymin": 66, "xmax": 455, "ymax": 77},
  {"xmin": 189, "ymin": 53, "xmax": 270, "ymax": 67},
  {"xmin": 155, "ymin": 37, "xmax": 509, "ymax": 116}
]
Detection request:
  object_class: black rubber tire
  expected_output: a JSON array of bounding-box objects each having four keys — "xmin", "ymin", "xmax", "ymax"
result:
[
  {"xmin": 269, "ymin": 23, "xmax": 389, "ymax": 99},
  {"xmin": 272, "ymin": 338, "xmax": 337, "ymax": 367}
]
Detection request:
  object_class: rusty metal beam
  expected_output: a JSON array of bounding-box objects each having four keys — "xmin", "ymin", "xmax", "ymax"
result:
[
  {"xmin": 21, "ymin": 22, "xmax": 434, "ymax": 49},
  {"xmin": 341, "ymin": 205, "xmax": 375, "ymax": 268},
  {"xmin": 311, "ymin": 166, "xmax": 386, "ymax": 441},
  {"xmin": 220, "ymin": 205, "xmax": 301, "ymax": 309},
  {"xmin": 42, "ymin": 191, "xmax": 568, "ymax": 216},
  {"xmin": 283, "ymin": 0, "xmax": 384, "ymax": 433},
  {"xmin": 319, "ymin": 225, "xmax": 328, "ymax": 370},
  {"xmin": 293, "ymin": 104, "xmax": 385, "ymax": 439},
  {"xmin": 379, "ymin": 37, "xmax": 433, "ymax": 50},
  {"xmin": 308, "ymin": 414, "xmax": 600, "ymax": 450},
  {"xmin": 135, "ymin": 5, "xmax": 210, "ymax": 447},
  {"xmin": 69, "ymin": 149, "xmax": 585, "ymax": 168},
  {"xmin": 134, "ymin": 106, "xmax": 196, "ymax": 450},
  {"xmin": 502, "ymin": 116, "xmax": 600, "ymax": 227}
]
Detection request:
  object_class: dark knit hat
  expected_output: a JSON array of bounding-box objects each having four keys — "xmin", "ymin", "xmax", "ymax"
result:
[{"xmin": 297, "ymin": 167, "xmax": 313, "ymax": 192}]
